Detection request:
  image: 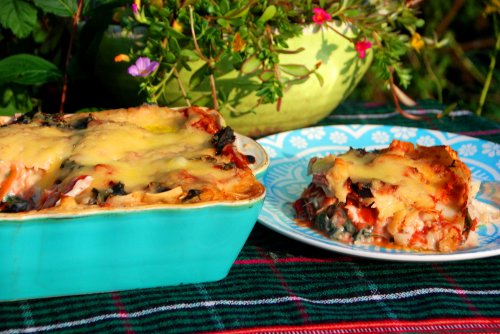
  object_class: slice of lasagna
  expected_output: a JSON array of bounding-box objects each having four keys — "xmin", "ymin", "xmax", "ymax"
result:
[
  {"xmin": 293, "ymin": 140, "xmax": 477, "ymax": 252},
  {"xmin": 0, "ymin": 106, "xmax": 264, "ymax": 215}
]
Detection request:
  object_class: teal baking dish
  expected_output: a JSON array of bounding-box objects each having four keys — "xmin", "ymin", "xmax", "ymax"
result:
[{"xmin": 0, "ymin": 134, "xmax": 268, "ymax": 301}]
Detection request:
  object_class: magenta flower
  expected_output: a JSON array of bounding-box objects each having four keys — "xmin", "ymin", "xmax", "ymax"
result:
[
  {"xmin": 128, "ymin": 57, "xmax": 159, "ymax": 77},
  {"xmin": 131, "ymin": 3, "xmax": 139, "ymax": 14},
  {"xmin": 355, "ymin": 39, "xmax": 372, "ymax": 59},
  {"xmin": 312, "ymin": 8, "xmax": 331, "ymax": 25}
]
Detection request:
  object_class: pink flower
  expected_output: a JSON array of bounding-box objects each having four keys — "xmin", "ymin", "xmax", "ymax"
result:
[
  {"xmin": 128, "ymin": 57, "xmax": 159, "ymax": 77},
  {"xmin": 312, "ymin": 8, "xmax": 331, "ymax": 25},
  {"xmin": 132, "ymin": 0, "xmax": 140, "ymax": 14},
  {"xmin": 355, "ymin": 39, "xmax": 372, "ymax": 59}
]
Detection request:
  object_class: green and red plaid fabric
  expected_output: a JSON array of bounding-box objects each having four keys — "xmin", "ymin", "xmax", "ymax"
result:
[{"xmin": 1, "ymin": 101, "xmax": 499, "ymax": 333}]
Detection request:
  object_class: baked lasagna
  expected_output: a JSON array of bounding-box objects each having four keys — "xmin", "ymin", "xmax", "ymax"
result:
[
  {"xmin": 0, "ymin": 106, "xmax": 264, "ymax": 215},
  {"xmin": 293, "ymin": 140, "xmax": 477, "ymax": 252}
]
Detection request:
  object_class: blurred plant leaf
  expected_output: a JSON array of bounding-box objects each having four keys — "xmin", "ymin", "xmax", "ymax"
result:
[
  {"xmin": 0, "ymin": 54, "xmax": 62, "ymax": 85},
  {"xmin": 0, "ymin": 0, "xmax": 37, "ymax": 38},
  {"xmin": 0, "ymin": 86, "xmax": 34, "ymax": 115},
  {"xmin": 180, "ymin": 49, "xmax": 201, "ymax": 61},
  {"xmin": 392, "ymin": 83, "xmax": 417, "ymax": 106},
  {"xmin": 33, "ymin": 0, "xmax": 78, "ymax": 17},
  {"xmin": 223, "ymin": 4, "xmax": 250, "ymax": 19},
  {"xmin": 240, "ymin": 55, "xmax": 261, "ymax": 74},
  {"xmin": 257, "ymin": 5, "xmax": 276, "ymax": 25},
  {"xmin": 279, "ymin": 64, "xmax": 310, "ymax": 77},
  {"xmin": 314, "ymin": 72, "xmax": 324, "ymax": 87},
  {"xmin": 259, "ymin": 70, "xmax": 274, "ymax": 82}
]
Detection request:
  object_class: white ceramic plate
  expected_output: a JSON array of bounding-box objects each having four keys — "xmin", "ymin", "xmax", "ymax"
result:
[{"xmin": 257, "ymin": 125, "xmax": 500, "ymax": 262}]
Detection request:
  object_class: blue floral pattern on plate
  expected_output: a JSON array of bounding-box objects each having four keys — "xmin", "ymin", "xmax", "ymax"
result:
[{"xmin": 257, "ymin": 125, "xmax": 500, "ymax": 262}]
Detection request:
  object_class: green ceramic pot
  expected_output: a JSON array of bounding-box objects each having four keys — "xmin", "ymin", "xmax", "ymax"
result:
[
  {"xmin": 161, "ymin": 24, "xmax": 372, "ymax": 137},
  {"xmin": 96, "ymin": 24, "xmax": 372, "ymax": 137}
]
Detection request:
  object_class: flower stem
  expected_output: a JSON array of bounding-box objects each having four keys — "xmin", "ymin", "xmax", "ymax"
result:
[
  {"xmin": 388, "ymin": 67, "xmax": 422, "ymax": 120},
  {"xmin": 189, "ymin": 5, "xmax": 209, "ymax": 63},
  {"xmin": 150, "ymin": 66, "xmax": 175, "ymax": 103},
  {"xmin": 59, "ymin": 0, "xmax": 84, "ymax": 114},
  {"xmin": 189, "ymin": 5, "xmax": 218, "ymax": 109},
  {"xmin": 265, "ymin": 26, "xmax": 283, "ymax": 112},
  {"xmin": 325, "ymin": 23, "xmax": 353, "ymax": 43},
  {"xmin": 209, "ymin": 73, "xmax": 218, "ymax": 110}
]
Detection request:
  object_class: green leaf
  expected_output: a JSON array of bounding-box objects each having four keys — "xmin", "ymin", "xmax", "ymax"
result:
[
  {"xmin": 224, "ymin": 5, "xmax": 249, "ymax": 19},
  {"xmin": 257, "ymin": 5, "xmax": 276, "ymax": 25},
  {"xmin": 314, "ymin": 72, "xmax": 324, "ymax": 87},
  {"xmin": 219, "ymin": 0, "xmax": 230, "ymax": 13},
  {"xmin": 33, "ymin": 0, "xmax": 78, "ymax": 17},
  {"xmin": 164, "ymin": 26, "xmax": 185, "ymax": 39},
  {"xmin": 259, "ymin": 70, "xmax": 274, "ymax": 82},
  {"xmin": 180, "ymin": 49, "xmax": 201, "ymax": 61},
  {"xmin": 32, "ymin": 20, "xmax": 49, "ymax": 43},
  {"xmin": 165, "ymin": 52, "xmax": 176, "ymax": 63},
  {"xmin": 169, "ymin": 37, "xmax": 181, "ymax": 54},
  {"xmin": 0, "ymin": 86, "xmax": 34, "ymax": 115},
  {"xmin": 415, "ymin": 19, "xmax": 425, "ymax": 28},
  {"xmin": 216, "ymin": 18, "xmax": 230, "ymax": 29},
  {"xmin": 240, "ymin": 55, "xmax": 261, "ymax": 74},
  {"xmin": 0, "ymin": 0, "xmax": 37, "ymax": 38},
  {"xmin": 394, "ymin": 66, "xmax": 413, "ymax": 88},
  {"xmin": 0, "ymin": 54, "xmax": 62, "ymax": 85},
  {"xmin": 279, "ymin": 64, "xmax": 310, "ymax": 77}
]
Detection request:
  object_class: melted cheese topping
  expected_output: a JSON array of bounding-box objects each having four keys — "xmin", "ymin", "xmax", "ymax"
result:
[
  {"xmin": 0, "ymin": 106, "xmax": 264, "ymax": 214},
  {"xmin": 68, "ymin": 120, "xmax": 213, "ymax": 190},
  {"xmin": 327, "ymin": 147, "xmax": 465, "ymax": 220},
  {"xmin": 306, "ymin": 140, "xmax": 473, "ymax": 252},
  {"xmin": 0, "ymin": 124, "xmax": 77, "ymax": 170}
]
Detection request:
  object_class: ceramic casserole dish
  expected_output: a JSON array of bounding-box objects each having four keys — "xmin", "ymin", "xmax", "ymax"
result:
[{"xmin": 0, "ymin": 106, "xmax": 268, "ymax": 301}]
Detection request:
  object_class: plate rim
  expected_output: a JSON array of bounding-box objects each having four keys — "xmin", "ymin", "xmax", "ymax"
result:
[{"xmin": 257, "ymin": 124, "xmax": 500, "ymax": 262}]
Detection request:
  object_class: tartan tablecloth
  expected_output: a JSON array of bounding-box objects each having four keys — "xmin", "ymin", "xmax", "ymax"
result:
[{"xmin": 1, "ymin": 101, "xmax": 499, "ymax": 333}]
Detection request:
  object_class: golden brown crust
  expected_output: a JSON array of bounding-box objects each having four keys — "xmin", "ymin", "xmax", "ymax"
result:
[
  {"xmin": 294, "ymin": 140, "xmax": 475, "ymax": 253},
  {"xmin": 0, "ymin": 106, "xmax": 264, "ymax": 216}
]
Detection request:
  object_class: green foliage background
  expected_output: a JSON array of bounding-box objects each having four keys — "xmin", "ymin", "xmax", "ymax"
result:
[
  {"xmin": 0, "ymin": 0, "xmax": 498, "ymax": 121},
  {"xmin": 350, "ymin": 0, "xmax": 499, "ymax": 121}
]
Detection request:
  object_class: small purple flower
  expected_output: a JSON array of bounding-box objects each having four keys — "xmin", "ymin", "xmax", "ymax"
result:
[
  {"xmin": 131, "ymin": 3, "xmax": 138, "ymax": 13},
  {"xmin": 128, "ymin": 57, "xmax": 159, "ymax": 77}
]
